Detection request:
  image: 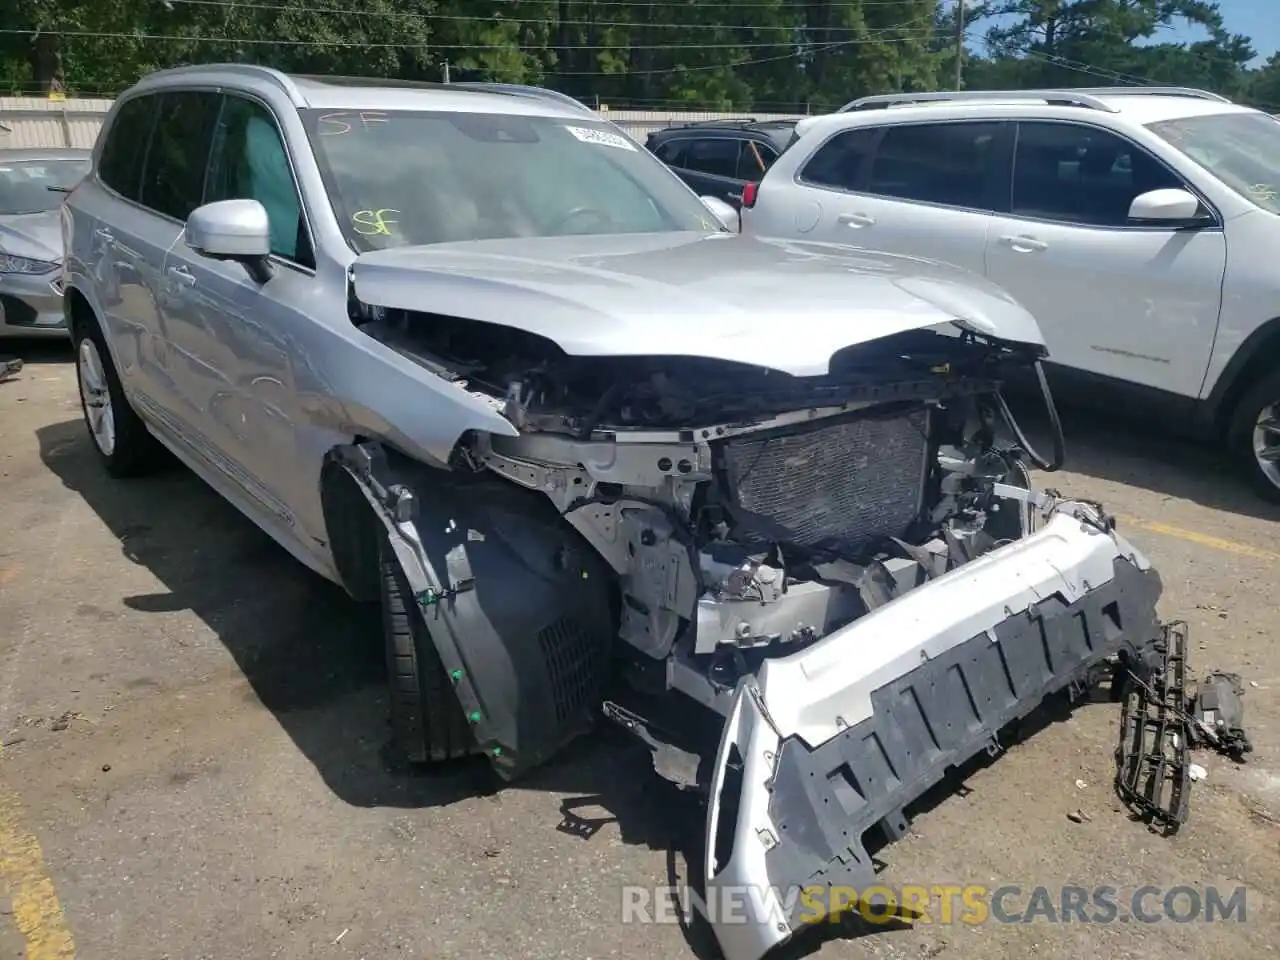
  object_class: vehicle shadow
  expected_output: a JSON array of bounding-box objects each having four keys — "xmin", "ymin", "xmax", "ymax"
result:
[
  {"xmin": 35, "ymin": 416, "xmax": 677, "ymax": 822},
  {"xmin": 1006, "ymin": 395, "xmax": 1280, "ymax": 524},
  {"xmin": 34, "ymin": 415, "xmax": 1120, "ymax": 960}
]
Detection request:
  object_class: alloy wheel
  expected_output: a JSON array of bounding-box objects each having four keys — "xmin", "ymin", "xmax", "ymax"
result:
[{"xmin": 78, "ymin": 337, "xmax": 117, "ymax": 457}]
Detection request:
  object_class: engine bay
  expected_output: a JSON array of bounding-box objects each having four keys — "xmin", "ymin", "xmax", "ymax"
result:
[{"xmin": 355, "ymin": 305, "xmax": 1053, "ymax": 732}]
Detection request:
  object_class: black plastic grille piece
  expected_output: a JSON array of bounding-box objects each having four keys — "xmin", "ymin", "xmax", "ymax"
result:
[{"xmin": 537, "ymin": 617, "xmax": 603, "ymax": 725}]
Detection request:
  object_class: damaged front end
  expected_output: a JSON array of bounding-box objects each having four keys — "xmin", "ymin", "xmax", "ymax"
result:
[{"xmin": 342, "ymin": 301, "xmax": 1167, "ymax": 960}]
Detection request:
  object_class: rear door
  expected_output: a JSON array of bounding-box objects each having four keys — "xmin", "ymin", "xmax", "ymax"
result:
[
  {"xmin": 84, "ymin": 94, "xmax": 173, "ymax": 409},
  {"xmin": 664, "ymin": 136, "xmax": 746, "ymax": 205},
  {"xmin": 798, "ymin": 120, "xmax": 1012, "ymax": 275}
]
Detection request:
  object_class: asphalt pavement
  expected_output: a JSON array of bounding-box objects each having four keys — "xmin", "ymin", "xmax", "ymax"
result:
[{"xmin": 1, "ymin": 343, "xmax": 1278, "ymax": 960}]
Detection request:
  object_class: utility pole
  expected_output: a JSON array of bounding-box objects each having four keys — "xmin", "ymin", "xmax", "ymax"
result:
[
  {"xmin": 442, "ymin": 60, "xmax": 451, "ymax": 84},
  {"xmin": 954, "ymin": 0, "xmax": 965, "ymax": 91}
]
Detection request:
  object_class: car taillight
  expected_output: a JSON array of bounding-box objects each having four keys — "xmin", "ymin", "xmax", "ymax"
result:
[{"xmin": 741, "ymin": 182, "xmax": 758, "ymax": 208}]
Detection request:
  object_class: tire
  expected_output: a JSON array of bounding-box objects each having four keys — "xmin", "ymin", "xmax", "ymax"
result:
[
  {"xmin": 379, "ymin": 538, "xmax": 475, "ymax": 763},
  {"xmin": 72, "ymin": 314, "xmax": 164, "ymax": 478},
  {"xmin": 1226, "ymin": 368, "xmax": 1280, "ymax": 503}
]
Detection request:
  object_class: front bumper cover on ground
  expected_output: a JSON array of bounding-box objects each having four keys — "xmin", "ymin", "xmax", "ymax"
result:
[{"xmin": 703, "ymin": 504, "xmax": 1163, "ymax": 960}]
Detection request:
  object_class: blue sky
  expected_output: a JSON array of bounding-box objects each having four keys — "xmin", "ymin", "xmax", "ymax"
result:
[
  {"xmin": 967, "ymin": 0, "xmax": 1278, "ymax": 67},
  {"xmin": 1163, "ymin": 0, "xmax": 1278, "ymax": 63}
]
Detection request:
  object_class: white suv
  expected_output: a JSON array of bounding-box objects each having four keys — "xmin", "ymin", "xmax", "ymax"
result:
[{"xmin": 741, "ymin": 87, "xmax": 1280, "ymax": 500}]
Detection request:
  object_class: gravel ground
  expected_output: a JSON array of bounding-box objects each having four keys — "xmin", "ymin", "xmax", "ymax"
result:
[{"xmin": 1, "ymin": 343, "xmax": 1278, "ymax": 960}]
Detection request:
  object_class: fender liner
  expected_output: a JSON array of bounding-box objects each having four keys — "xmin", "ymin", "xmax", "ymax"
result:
[{"xmin": 331, "ymin": 441, "xmax": 616, "ymax": 779}]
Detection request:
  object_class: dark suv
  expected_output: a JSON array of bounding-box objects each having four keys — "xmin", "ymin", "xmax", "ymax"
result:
[{"xmin": 645, "ymin": 118, "xmax": 797, "ymax": 208}]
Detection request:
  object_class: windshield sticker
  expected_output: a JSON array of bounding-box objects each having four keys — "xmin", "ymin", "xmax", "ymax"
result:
[
  {"xmin": 352, "ymin": 208, "xmax": 400, "ymax": 236},
  {"xmin": 1247, "ymin": 183, "xmax": 1277, "ymax": 202},
  {"xmin": 319, "ymin": 111, "xmax": 389, "ymax": 136},
  {"xmin": 565, "ymin": 126, "xmax": 635, "ymax": 151}
]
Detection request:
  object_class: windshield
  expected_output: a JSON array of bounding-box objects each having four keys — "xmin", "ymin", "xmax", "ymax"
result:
[
  {"xmin": 0, "ymin": 158, "xmax": 90, "ymax": 215},
  {"xmin": 301, "ymin": 109, "xmax": 719, "ymax": 251},
  {"xmin": 1147, "ymin": 112, "xmax": 1280, "ymax": 214}
]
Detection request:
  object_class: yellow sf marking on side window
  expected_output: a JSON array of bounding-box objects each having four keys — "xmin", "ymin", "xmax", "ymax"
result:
[{"xmin": 352, "ymin": 209, "xmax": 400, "ymax": 237}]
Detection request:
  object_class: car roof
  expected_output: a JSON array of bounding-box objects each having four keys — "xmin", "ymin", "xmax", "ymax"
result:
[
  {"xmin": 650, "ymin": 118, "xmax": 798, "ymax": 146},
  {"xmin": 0, "ymin": 147, "xmax": 91, "ymax": 162},
  {"xmin": 128, "ymin": 64, "xmax": 597, "ymax": 120},
  {"xmin": 793, "ymin": 91, "xmax": 1257, "ymax": 144}
]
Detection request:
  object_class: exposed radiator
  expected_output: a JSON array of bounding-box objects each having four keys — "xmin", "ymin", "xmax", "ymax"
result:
[{"xmin": 718, "ymin": 406, "xmax": 929, "ymax": 555}]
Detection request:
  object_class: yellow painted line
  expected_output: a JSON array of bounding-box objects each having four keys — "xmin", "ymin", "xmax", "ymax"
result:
[
  {"xmin": 0, "ymin": 565, "xmax": 20, "ymax": 587},
  {"xmin": 0, "ymin": 747, "xmax": 75, "ymax": 959},
  {"xmin": 1119, "ymin": 515, "xmax": 1280, "ymax": 563}
]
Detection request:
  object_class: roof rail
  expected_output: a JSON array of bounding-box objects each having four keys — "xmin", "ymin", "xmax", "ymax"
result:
[
  {"xmin": 839, "ymin": 85, "xmax": 1232, "ymax": 114},
  {"xmin": 839, "ymin": 89, "xmax": 1121, "ymax": 113},
  {"xmin": 1049, "ymin": 85, "xmax": 1232, "ymax": 103},
  {"xmin": 665, "ymin": 117, "xmax": 760, "ymax": 129},
  {"xmin": 443, "ymin": 81, "xmax": 596, "ymax": 115},
  {"xmin": 135, "ymin": 62, "xmax": 302, "ymax": 100}
]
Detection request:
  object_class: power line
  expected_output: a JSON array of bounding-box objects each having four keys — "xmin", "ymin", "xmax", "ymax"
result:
[
  {"xmin": 164, "ymin": 0, "xmax": 936, "ymax": 34},
  {"xmin": 560, "ymin": 36, "xmax": 881, "ymax": 75},
  {"xmin": 1014, "ymin": 47, "xmax": 1280, "ymax": 111},
  {"xmin": 0, "ymin": 26, "xmax": 938, "ymax": 52}
]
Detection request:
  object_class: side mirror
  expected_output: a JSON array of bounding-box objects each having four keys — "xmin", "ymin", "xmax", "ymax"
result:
[
  {"xmin": 185, "ymin": 199, "xmax": 274, "ymax": 283},
  {"xmin": 1128, "ymin": 188, "xmax": 1208, "ymax": 225},
  {"xmin": 700, "ymin": 195, "xmax": 740, "ymax": 233}
]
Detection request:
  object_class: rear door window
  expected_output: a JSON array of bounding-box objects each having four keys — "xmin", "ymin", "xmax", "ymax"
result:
[
  {"xmin": 653, "ymin": 138, "xmax": 687, "ymax": 166},
  {"xmin": 737, "ymin": 140, "xmax": 778, "ymax": 180},
  {"xmin": 865, "ymin": 121, "xmax": 1006, "ymax": 209},
  {"xmin": 138, "ymin": 91, "xmax": 223, "ymax": 221},
  {"xmin": 681, "ymin": 138, "xmax": 742, "ymax": 179},
  {"xmin": 98, "ymin": 95, "xmax": 159, "ymax": 201},
  {"xmin": 799, "ymin": 127, "xmax": 878, "ymax": 191}
]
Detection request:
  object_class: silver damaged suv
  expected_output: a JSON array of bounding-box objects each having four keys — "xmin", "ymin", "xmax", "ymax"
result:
[{"xmin": 63, "ymin": 65, "xmax": 1176, "ymax": 960}]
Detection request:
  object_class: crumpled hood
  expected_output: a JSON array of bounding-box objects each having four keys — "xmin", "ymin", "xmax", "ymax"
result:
[
  {"xmin": 351, "ymin": 232, "xmax": 1046, "ymax": 377},
  {"xmin": 0, "ymin": 211, "xmax": 62, "ymax": 263}
]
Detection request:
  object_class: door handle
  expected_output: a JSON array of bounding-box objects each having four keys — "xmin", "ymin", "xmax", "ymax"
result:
[
  {"xmin": 998, "ymin": 234, "xmax": 1048, "ymax": 253},
  {"xmin": 166, "ymin": 264, "xmax": 196, "ymax": 287},
  {"xmin": 838, "ymin": 212, "xmax": 876, "ymax": 228},
  {"xmin": 727, "ymin": 192, "xmax": 743, "ymax": 202}
]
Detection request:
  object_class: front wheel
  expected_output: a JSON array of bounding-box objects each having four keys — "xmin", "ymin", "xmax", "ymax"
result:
[
  {"xmin": 1226, "ymin": 369, "xmax": 1280, "ymax": 503},
  {"xmin": 379, "ymin": 538, "xmax": 476, "ymax": 764}
]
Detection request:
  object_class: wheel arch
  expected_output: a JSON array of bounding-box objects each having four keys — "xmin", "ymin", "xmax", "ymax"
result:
[
  {"xmin": 319, "ymin": 437, "xmax": 618, "ymax": 778},
  {"xmin": 63, "ymin": 285, "xmax": 127, "ymax": 382},
  {"xmin": 64, "ymin": 285, "xmax": 96, "ymax": 341},
  {"xmin": 1202, "ymin": 317, "xmax": 1280, "ymax": 437},
  {"xmin": 318, "ymin": 433, "xmax": 476, "ymax": 603}
]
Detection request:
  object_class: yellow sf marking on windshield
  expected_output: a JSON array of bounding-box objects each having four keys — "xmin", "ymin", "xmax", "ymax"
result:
[
  {"xmin": 352, "ymin": 209, "xmax": 400, "ymax": 236},
  {"xmin": 1247, "ymin": 183, "xmax": 1277, "ymax": 202},
  {"xmin": 0, "ymin": 745, "xmax": 75, "ymax": 958}
]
